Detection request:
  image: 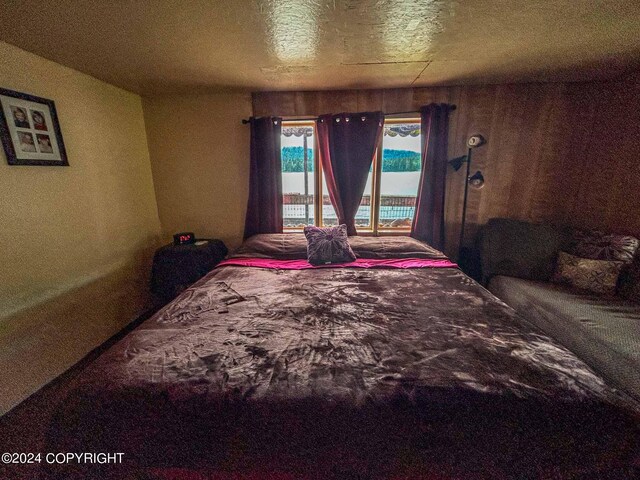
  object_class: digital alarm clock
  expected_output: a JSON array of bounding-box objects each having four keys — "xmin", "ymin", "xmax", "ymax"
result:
[{"xmin": 173, "ymin": 232, "xmax": 196, "ymax": 245}]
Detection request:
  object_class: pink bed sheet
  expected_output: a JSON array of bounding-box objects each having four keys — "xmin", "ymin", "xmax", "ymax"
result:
[{"xmin": 216, "ymin": 257, "xmax": 458, "ymax": 270}]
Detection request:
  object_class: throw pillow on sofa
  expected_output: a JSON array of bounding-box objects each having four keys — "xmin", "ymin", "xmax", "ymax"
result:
[
  {"xmin": 570, "ymin": 229, "xmax": 640, "ymax": 298},
  {"xmin": 552, "ymin": 251, "xmax": 624, "ymax": 295},
  {"xmin": 570, "ymin": 230, "xmax": 639, "ymax": 263}
]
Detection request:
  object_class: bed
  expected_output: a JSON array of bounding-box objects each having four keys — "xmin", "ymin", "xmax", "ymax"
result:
[{"xmin": 44, "ymin": 235, "xmax": 640, "ymax": 479}]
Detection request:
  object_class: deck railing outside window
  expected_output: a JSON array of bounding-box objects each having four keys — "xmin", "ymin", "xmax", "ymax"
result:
[{"xmin": 283, "ymin": 194, "xmax": 416, "ymax": 228}]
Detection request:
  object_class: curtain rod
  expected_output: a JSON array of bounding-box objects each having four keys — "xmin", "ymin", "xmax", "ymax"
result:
[{"xmin": 241, "ymin": 105, "xmax": 456, "ymax": 124}]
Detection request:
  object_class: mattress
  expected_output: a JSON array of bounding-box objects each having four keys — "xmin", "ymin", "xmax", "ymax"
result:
[{"xmin": 43, "ymin": 235, "xmax": 640, "ymax": 479}]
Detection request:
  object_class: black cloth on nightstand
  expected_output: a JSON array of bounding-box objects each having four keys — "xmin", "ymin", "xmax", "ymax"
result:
[{"xmin": 151, "ymin": 239, "xmax": 228, "ymax": 302}]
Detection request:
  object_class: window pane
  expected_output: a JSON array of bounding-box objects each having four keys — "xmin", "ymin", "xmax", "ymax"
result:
[
  {"xmin": 321, "ymin": 175, "xmax": 337, "ymax": 226},
  {"xmin": 379, "ymin": 122, "xmax": 421, "ymax": 229},
  {"xmin": 355, "ymin": 170, "xmax": 373, "ymax": 229},
  {"xmin": 321, "ymin": 166, "xmax": 373, "ymax": 229},
  {"xmin": 281, "ymin": 123, "xmax": 315, "ymax": 228}
]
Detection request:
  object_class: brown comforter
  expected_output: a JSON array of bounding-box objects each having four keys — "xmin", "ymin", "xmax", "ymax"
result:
[{"xmin": 44, "ymin": 236, "xmax": 640, "ymax": 479}]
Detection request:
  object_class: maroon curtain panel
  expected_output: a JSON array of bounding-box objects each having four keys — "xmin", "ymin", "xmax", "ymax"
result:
[
  {"xmin": 317, "ymin": 111, "xmax": 383, "ymax": 235},
  {"xmin": 243, "ymin": 117, "xmax": 283, "ymax": 239},
  {"xmin": 411, "ymin": 104, "xmax": 452, "ymax": 250}
]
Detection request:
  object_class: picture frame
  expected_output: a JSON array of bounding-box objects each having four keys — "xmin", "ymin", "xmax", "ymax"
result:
[{"xmin": 0, "ymin": 87, "xmax": 68, "ymax": 166}]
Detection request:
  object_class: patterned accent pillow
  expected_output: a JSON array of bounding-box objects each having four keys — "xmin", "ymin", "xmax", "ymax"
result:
[
  {"xmin": 570, "ymin": 230, "xmax": 639, "ymax": 263},
  {"xmin": 303, "ymin": 224, "xmax": 356, "ymax": 265},
  {"xmin": 552, "ymin": 251, "xmax": 624, "ymax": 295}
]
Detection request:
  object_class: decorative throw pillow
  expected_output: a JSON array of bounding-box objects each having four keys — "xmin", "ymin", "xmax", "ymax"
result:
[
  {"xmin": 303, "ymin": 224, "xmax": 356, "ymax": 265},
  {"xmin": 552, "ymin": 251, "xmax": 624, "ymax": 295},
  {"xmin": 570, "ymin": 229, "xmax": 639, "ymax": 263}
]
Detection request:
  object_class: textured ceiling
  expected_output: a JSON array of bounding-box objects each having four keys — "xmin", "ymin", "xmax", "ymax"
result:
[{"xmin": 0, "ymin": 0, "xmax": 639, "ymax": 95}]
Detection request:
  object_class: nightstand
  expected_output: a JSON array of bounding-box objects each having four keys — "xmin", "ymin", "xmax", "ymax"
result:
[{"xmin": 150, "ymin": 239, "xmax": 228, "ymax": 302}]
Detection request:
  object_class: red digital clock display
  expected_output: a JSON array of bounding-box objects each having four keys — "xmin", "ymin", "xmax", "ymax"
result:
[{"xmin": 173, "ymin": 232, "xmax": 195, "ymax": 245}]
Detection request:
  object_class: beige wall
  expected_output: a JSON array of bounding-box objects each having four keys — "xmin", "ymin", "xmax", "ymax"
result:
[
  {"xmin": 0, "ymin": 42, "xmax": 161, "ymax": 413},
  {"xmin": 142, "ymin": 93, "xmax": 252, "ymax": 249}
]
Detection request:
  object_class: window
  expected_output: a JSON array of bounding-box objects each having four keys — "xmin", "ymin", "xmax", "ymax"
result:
[
  {"xmin": 377, "ymin": 118, "xmax": 421, "ymax": 231},
  {"xmin": 281, "ymin": 117, "xmax": 421, "ymax": 234},
  {"xmin": 282, "ymin": 121, "xmax": 316, "ymax": 229}
]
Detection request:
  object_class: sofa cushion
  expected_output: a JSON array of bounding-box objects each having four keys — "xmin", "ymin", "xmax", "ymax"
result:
[
  {"xmin": 479, "ymin": 218, "xmax": 572, "ymax": 283},
  {"xmin": 551, "ymin": 251, "xmax": 624, "ymax": 295},
  {"xmin": 488, "ymin": 275, "xmax": 640, "ymax": 401}
]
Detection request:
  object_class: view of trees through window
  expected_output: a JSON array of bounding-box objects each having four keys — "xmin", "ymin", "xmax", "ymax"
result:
[
  {"xmin": 379, "ymin": 120, "xmax": 421, "ymax": 229},
  {"xmin": 281, "ymin": 118, "xmax": 421, "ymax": 232}
]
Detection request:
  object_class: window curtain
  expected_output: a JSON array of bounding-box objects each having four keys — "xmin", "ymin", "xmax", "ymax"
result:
[
  {"xmin": 410, "ymin": 104, "xmax": 452, "ymax": 250},
  {"xmin": 317, "ymin": 111, "xmax": 383, "ymax": 235},
  {"xmin": 243, "ymin": 116, "xmax": 283, "ymax": 239}
]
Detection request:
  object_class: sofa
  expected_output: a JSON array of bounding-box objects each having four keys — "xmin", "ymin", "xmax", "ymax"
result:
[{"xmin": 480, "ymin": 218, "xmax": 640, "ymax": 402}]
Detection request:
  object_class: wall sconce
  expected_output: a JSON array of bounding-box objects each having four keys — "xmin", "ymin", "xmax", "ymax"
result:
[{"xmin": 448, "ymin": 134, "xmax": 486, "ymax": 257}]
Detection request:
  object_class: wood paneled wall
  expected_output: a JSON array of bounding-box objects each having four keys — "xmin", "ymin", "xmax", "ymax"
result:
[
  {"xmin": 561, "ymin": 76, "xmax": 640, "ymax": 237},
  {"xmin": 253, "ymin": 74, "xmax": 640, "ymax": 258}
]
